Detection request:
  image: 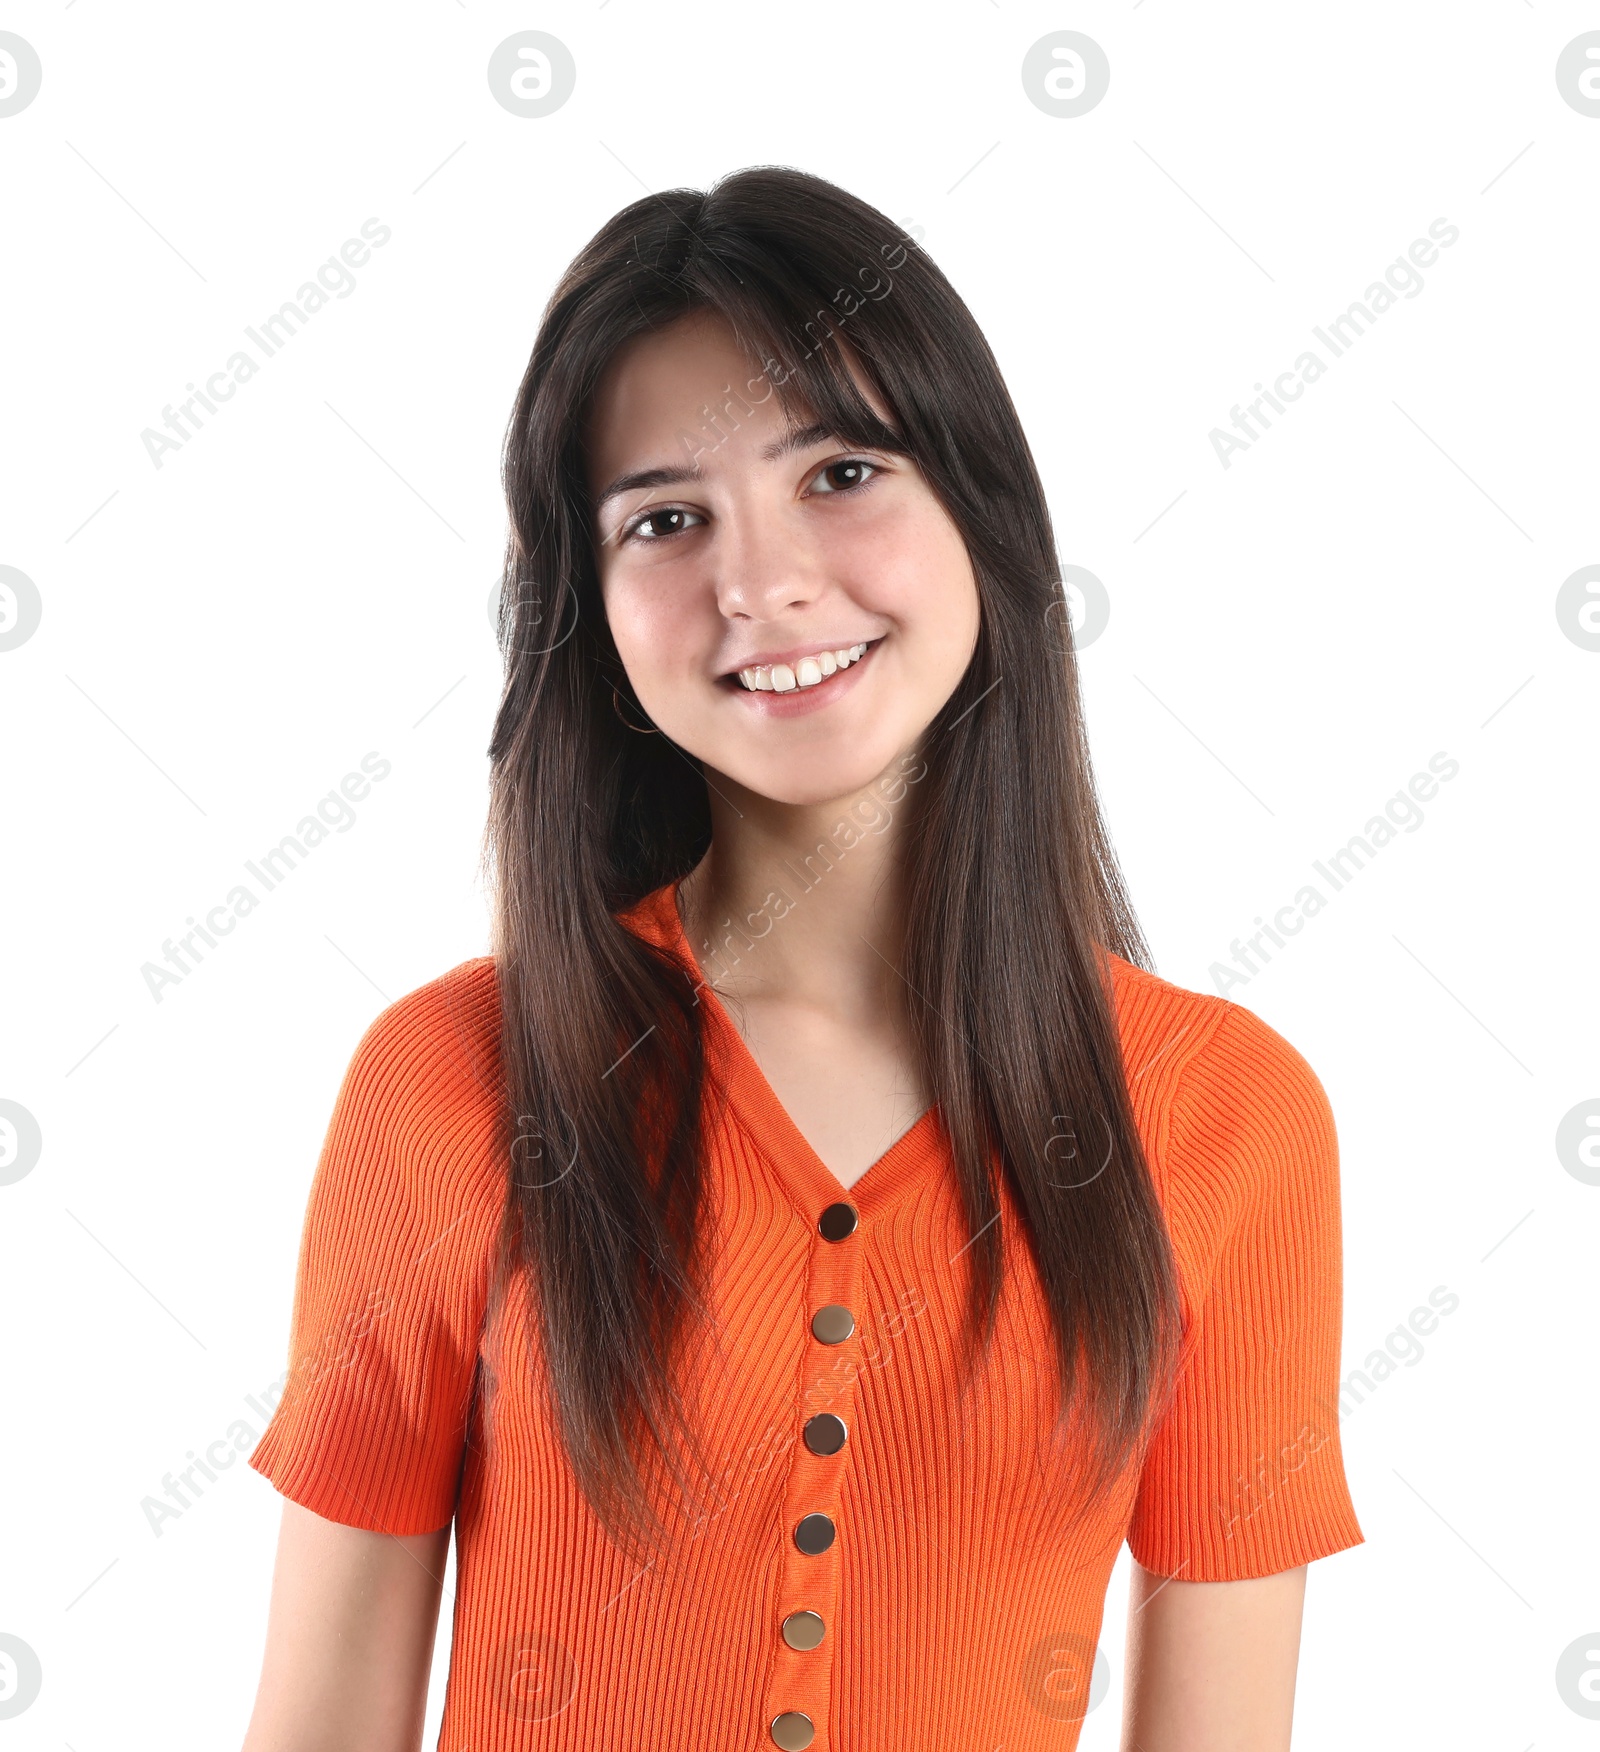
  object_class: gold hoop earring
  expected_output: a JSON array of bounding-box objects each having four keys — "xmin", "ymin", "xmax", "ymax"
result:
[{"xmin": 610, "ymin": 683, "xmax": 659, "ymax": 735}]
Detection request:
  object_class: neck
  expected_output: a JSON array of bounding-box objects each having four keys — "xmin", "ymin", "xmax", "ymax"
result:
[{"xmin": 676, "ymin": 757, "xmax": 919, "ymax": 1017}]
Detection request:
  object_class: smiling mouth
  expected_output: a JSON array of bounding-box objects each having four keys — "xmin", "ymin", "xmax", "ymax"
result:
[{"xmin": 729, "ymin": 639, "xmax": 882, "ymax": 693}]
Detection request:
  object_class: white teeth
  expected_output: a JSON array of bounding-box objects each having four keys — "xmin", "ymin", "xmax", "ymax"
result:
[{"xmin": 735, "ymin": 640, "xmax": 874, "ymax": 691}]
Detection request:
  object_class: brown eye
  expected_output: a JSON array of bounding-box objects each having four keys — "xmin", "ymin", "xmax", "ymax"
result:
[
  {"xmin": 811, "ymin": 457, "xmax": 881, "ymax": 495},
  {"xmin": 624, "ymin": 506, "xmax": 704, "ymax": 544}
]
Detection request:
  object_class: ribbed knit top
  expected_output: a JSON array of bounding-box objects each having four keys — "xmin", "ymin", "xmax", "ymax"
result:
[{"xmin": 249, "ymin": 881, "xmax": 1363, "ymax": 1750}]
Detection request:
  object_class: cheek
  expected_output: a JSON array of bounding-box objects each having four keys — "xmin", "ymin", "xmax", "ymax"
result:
[
  {"xmin": 848, "ymin": 509, "xmax": 978, "ymax": 647},
  {"xmin": 604, "ymin": 573, "xmax": 672, "ymax": 665},
  {"xmin": 604, "ymin": 572, "xmax": 710, "ymax": 706},
  {"xmin": 602, "ymin": 585, "xmax": 651, "ymax": 674}
]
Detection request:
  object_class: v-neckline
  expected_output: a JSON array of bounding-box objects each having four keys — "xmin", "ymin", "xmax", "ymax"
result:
[{"xmin": 639, "ymin": 879, "xmax": 946, "ymax": 1221}]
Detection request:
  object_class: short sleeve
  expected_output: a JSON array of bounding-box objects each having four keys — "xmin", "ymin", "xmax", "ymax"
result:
[
  {"xmin": 1126, "ymin": 1001, "xmax": 1365, "ymax": 1581},
  {"xmin": 248, "ymin": 982, "xmax": 503, "ymax": 1535}
]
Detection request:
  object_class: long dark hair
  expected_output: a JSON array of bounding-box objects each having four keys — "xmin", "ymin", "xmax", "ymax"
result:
[{"xmin": 481, "ymin": 165, "xmax": 1180, "ymax": 1559}]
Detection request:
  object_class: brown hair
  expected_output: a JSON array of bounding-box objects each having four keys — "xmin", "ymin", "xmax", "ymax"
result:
[{"xmin": 482, "ymin": 164, "xmax": 1180, "ymax": 1558}]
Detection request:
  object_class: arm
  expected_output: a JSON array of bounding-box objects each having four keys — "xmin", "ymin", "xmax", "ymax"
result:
[
  {"xmin": 1120, "ymin": 1006, "xmax": 1363, "ymax": 1745},
  {"xmin": 1121, "ymin": 1560, "xmax": 1307, "ymax": 1751},
  {"xmin": 241, "ymin": 1499, "xmax": 450, "ymax": 1752},
  {"xmin": 243, "ymin": 981, "xmax": 503, "ymax": 1745}
]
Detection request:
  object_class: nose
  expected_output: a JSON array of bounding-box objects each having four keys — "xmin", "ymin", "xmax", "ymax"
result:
[{"xmin": 709, "ymin": 498, "xmax": 826, "ymax": 622}]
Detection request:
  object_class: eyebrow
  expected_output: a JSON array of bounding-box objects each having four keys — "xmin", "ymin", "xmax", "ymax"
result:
[{"xmin": 593, "ymin": 419, "xmax": 884, "ymax": 516}]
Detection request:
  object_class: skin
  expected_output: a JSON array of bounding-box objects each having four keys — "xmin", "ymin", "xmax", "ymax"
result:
[
  {"xmin": 1123, "ymin": 1560, "xmax": 1308, "ymax": 1750},
  {"xmin": 240, "ymin": 1502, "xmax": 447, "ymax": 1751},
  {"xmin": 241, "ymin": 307, "xmax": 1310, "ymax": 1751},
  {"xmin": 585, "ymin": 307, "xmax": 979, "ymax": 1191}
]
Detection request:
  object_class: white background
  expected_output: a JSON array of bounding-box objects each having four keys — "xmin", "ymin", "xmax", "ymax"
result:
[{"xmin": 2, "ymin": 2, "xmax": 1596, "ymax": 1747}]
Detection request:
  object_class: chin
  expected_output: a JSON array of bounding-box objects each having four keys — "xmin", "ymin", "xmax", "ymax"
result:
[{"xmin": 719, "ymin": 739, "xmax": 909, "ymax": 811}]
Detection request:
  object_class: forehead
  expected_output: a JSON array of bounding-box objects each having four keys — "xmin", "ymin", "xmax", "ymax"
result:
[
  {"xmin": 584, "ymin": 311, "xmax": 768, "ymax": 472},
  {"xmin": 582, "ymin": 309, "xmax": 889, "ymax": 498}
]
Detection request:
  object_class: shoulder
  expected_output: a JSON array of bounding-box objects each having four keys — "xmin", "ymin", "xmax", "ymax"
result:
[
  {"xmin": 321, "ymin": 955, "xmax": 505, "ymax": 1211},
  {"xmin": 1102, "ymin": 950, "xmax": 1232, "ymax": 1063},
  {"xmin": 257, "ymin": 963, "xmax": 506, "ymax": 1530},
  {"xmin": 1101, "ymin": 952, "xmax": 1337, "ymax": 1209},
  {"xmin": 349, "ymin": 954, "xmax": 502, "ymax": 1094}
]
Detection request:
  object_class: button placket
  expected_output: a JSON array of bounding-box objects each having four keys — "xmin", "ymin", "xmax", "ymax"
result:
[{"xmin": 764, "ymin": 1200, "xmax": 864, "ymax": 1750}]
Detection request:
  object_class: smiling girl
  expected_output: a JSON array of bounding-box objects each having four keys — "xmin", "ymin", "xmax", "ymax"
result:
[{"xmin": 243, "ymin": 167, "xmax": 1362, "ymax": 1752}]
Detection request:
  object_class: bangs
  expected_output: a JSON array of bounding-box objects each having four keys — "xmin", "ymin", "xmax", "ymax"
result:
[{"xmin": 598, "ymin": 216, "xmax": 929, "ymax": 478}]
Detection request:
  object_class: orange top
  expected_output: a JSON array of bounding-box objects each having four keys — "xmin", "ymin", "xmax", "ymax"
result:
[{"xmin": 250, "ymin": 881, "xmax": 1363, "ymax": 1749}]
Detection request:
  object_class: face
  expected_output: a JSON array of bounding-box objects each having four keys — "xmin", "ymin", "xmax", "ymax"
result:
[{"xmin": 584, "ymin": 309, "xmax": 981, "ymax": 808}]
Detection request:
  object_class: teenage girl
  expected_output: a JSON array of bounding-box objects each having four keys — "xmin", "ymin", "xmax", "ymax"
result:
[{"xmin": 242, "ymin": 166, "xmax": 1362, "ymax": 1752}]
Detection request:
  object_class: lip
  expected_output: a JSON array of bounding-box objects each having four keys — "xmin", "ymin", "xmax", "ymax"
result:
[
  {"xmin": 723, "ymin": 636, "xmax": 884, "ymax": 717},
  {"xmin": 719, "ymin": 636, "xmax": 882, "ymax": 678}
]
